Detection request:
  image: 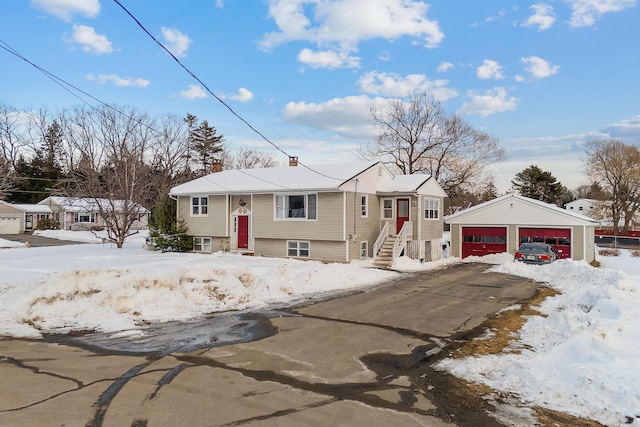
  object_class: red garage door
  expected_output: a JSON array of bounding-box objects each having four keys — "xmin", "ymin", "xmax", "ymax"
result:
[
  {"xmin": 519, "ymin": 228, "xmax": 571, "ymax": 259},
  {"xmin": 462, "ymin": 227, "xmax": 507, "ymax": 258}
]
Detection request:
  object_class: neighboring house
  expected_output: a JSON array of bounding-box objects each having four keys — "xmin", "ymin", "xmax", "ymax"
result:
[
  {"xmin": 565, "ymin": 198, "xmax": 598, "ymax": 213},
  {"xmin": 37, "ymin": 196, "xmax": 149, "ymax": 231},
  {"xmin": 445, "ymin": 193, "xmax": 597, "ymax": 263},
  {"xmin": 566, "ymin": 198, "xmax": 639, "ymax": 231},
  {"xmin": 169, "ymin": 159, "xmax": 447, "ymax": 265},
  {"xmin": 0, "ymin": 201, "xmax": 52, "ymax": 234}
]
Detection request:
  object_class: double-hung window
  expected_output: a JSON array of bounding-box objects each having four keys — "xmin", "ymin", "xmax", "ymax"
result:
[
  {"xmin": 382, "ymin": 199, "xmax": 393, "ymax": 219},
  {"xmin": 287, "ymin": 240, "xmax": 309, "ymax": 257},
  {"xmin": 360, "ymin": 194, "xmax": 368, "ymax": 217},
  {"xmin": 275, "ymin": 194, "xmax": 317, "ymax": 220},
  {"xmin": 424, "ymin": 199, "xmax": 439, "ymax": 220},
  {"xmin": 74, "ymin": 212, "xmax": 95, "ymax": 223},
  {"xmin": 193, "ymin": 237, "xmax": 212, "ymax": 252},
  {"xmin": 192, "ymin": 196, "xmax": 208, "ymax": 216}
]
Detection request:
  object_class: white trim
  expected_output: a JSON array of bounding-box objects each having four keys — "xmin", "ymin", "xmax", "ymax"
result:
[
  {"xmin": 273, "ymin": 193, "xmax": 318, "ymax": 221},
  {"xmin": 424, "ymin": 198, "xmax": 440, "ymax": 220},
  {"xmin": 286, "ymin": 240, "xmax": 310, "ymax": 258},
  {"xmin": 360, "ymin": 194, "xmax": 368, "ymax": 218},
  {"xmin": 360, "ymin": 240, "xmax": 369, "ymax": 258},
  {"xmin": 190, "ymin": 196, "xmax": 209, "ymax": 217},
  {"xmin": 343, "ymin": 192, "xmax": 347, "ymax": 241}
]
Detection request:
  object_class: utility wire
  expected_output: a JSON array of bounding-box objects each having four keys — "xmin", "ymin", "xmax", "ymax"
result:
[{"xmin": 112, "ymin": 0, "xmax": 345, "ymax": 182}]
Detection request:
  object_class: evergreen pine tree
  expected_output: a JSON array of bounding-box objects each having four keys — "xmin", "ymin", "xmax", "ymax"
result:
[
  {"xmin": 511, "ymin": 165, "xmax": 564, "ymax": 205},
  {"xmin": 148, "ymin": 193, "xmax": 193, "ymax": 252},
  {"xmin": 190, "ymin": 120, "xmax": 224, "ymax": 175}
]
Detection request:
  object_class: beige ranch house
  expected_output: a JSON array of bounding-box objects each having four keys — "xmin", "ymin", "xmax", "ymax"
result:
[
  {"xmin": 169, "ymin": 160, "xmax": 447, "ymax": 266},
  {"xmin": 38, "ymin": 196, "xmax": 149, "ymax": 231}
]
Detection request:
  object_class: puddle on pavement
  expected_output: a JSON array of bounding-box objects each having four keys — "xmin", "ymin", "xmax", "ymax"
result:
[{"xmin": 43, "ymin": 311, "xmax": 284, "ymax": 357}]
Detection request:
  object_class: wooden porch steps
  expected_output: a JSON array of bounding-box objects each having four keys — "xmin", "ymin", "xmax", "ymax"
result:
[{"xmin": 373, "ymin": 236, "xmax": 397, "ymax": 269}]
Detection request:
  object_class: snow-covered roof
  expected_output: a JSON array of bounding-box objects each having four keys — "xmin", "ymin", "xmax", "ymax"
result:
[
  {"xmin": 377, "ymin": 174, "xmax": 430, "ymax": 193},
  {"xmin": 39, "ymin": 197, "xmax": 149, "ymax": 213},
  {"xmin": 170, "ymin": 161, "xmax": 380, "ymax": 195},
  {"xmin": 0, "ymin": 201, "xmax": 52, "ymax": 213},
  {"xmin": 445, "ymin": 193, "xmax": 598, "ymax": 224}
]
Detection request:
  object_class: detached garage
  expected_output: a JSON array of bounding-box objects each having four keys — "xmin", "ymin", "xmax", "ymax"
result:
[{"xmin": 445, "ymin": 194, "xmax": 597, "ymax": 263}]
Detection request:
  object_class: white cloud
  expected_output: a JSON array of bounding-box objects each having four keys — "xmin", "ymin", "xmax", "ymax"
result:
[
  {"xmin": 161, "ymin": 27, "xmax": 191, "ymax": 58},
  {"xmin": 85, "ymin": 74, "xmax": 150, "ymax": 87},
  {"xmin": 31, "ymin": 0, "xmax": 100, "ymax": 21},
  {"xmin": 521, "ymin": 56, "xmax": 559, "ymax": 79},
  {"xmin": 601, "ymin": 114, "xmax": 640, "ymax": 141},
  {"xmin": 477, "ymin": 60, "xmax": 505, "ymax": 80},
  {"xmin": 437, "ymin": 61, "xmax": 454, "ymax": 73},
  {"xmin": 179, "ymin": 85, "xmax": 207, "ymax": 100},
  {"xmin": 564, "ymin": 0, "xmax": 636, "ymax": 27},
  {"xmin": 522, "ymin": 4, "xmax": 556, "ymax": 31},
  {"xmin": 214, "ymin": 0, "xmax": 224, "ymax": 7},
  {"xmin": 297, "ymin": 48, "xmax": 361, "ymax": 69},
  {"xmin": 260, "ymin": 0, "xmax": 444, "ymax": 69},
  {"xmin": 378, "ymin": 50, "xmax": 391, "ymax": 61},
  {"xmin": 458, "ymin": 87, "xmax": 519, "ymax": 117},
  {"xmin": 230, "ymin": 87, "xmax": 254, "ymax": 102},
  {"xmin": 68, "ymin": 25, "xmax": 112, "ymax": 55},
  {"xmin": 282, "ymin": 95, "xmax": 381, "ymax": 140},
  {"xmin": 357, "ymin": 71, "xmax": 458, "ymax": 100}
]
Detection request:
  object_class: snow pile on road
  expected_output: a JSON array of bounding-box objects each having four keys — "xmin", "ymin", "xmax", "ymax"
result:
[
  {"xmin": 0, "ymin": 238, "xmax": 24, "ymax": 248},
  {"xmin": 437, "ymin": 256, "xmax": 640, "ymax": 427},
  {"xmin": 34, "ymin": 228, "xmax": 148, "ymax": 243},
  {"xmin": 0, "ymin": 242, "xmax": 398, "ymax": 338}
]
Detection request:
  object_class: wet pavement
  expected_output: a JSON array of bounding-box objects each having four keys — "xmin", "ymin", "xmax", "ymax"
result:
[{"xmin": 0, "ymin": 262, "xmax": 542, "ymax": 427}]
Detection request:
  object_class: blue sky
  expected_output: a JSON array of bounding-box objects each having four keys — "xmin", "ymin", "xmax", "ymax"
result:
[{"xmin": 2, "ymin": 0, "xmax": 639, "ymax": 192}]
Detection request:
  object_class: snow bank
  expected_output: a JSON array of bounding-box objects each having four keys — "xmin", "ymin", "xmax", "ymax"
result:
[
  {"xmin": 0, "ymin": 243, "xmax": 398, "ymax": 338},
  {"xmin": 0, "ymin": 238, "xmax": 24, "ymax": 248},
  {"xmin": 437, "ymin": 257, "xmax": 640, "ymax": 426}
]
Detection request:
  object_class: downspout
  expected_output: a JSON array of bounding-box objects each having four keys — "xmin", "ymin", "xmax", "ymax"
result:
[{"xmin": 343, "ymin": 190, "xmax": 348, "ymax": 261}]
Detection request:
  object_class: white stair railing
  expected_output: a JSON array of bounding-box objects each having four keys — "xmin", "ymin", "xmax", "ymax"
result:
[
  {"xmin": 392, "ymin": 221, "xmax": 412, "ymax": 259},
  {"xmin": 373, "ymin": 221, "xmax": 391, "ymax": 257}
]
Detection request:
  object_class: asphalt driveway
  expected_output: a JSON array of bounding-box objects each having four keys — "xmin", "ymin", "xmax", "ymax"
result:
[
  {"xmin": 0, "ymin": 233, "xmax": 85, "ymax": 247},
  {"xmin": 0, "ymin": 262, "xmax": 542, "ymax": 427}
]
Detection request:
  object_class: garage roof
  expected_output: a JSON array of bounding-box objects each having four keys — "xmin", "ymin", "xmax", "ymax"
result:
[{"xmin": 445, "ymin": 194, "xmax": 598, "ymax": 226}]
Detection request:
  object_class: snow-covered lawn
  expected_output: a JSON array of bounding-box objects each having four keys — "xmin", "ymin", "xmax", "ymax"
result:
[{"xmin": 1, "ymin": 230, "xmax": 639, "ymax": 426}]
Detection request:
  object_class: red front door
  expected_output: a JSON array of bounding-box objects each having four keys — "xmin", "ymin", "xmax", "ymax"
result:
[
  {"xmin": 237, "ymin": 215, "xmax": 249, "ymax": 249},
  {"xmin": 396, "ymin": 199, "xmax": 409, "ymax": 233}
]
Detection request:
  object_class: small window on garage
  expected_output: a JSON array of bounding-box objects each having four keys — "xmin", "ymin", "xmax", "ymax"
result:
[
  {"xmin": 463, "ymin": 235, "xmax": 473, "ymax": 243},
  {"xmin": 496, "ymin": 236, "xmax": 506, "ymax": 244},
  {"xmin": 473, "ymin": 235, "xmax": 482, "ymax": 243}
]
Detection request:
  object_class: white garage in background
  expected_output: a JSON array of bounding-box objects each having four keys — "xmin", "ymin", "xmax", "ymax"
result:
[
  {"xmin": 445, "ymin": 194, "xmax": 597, "ymax": 263},
  {"xmin": 0, "ymin": 201, "xmax": 52, "ymax": 234}
]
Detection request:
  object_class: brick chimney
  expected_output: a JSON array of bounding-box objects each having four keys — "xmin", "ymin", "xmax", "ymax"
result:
[
  {"xmin": 211, "ymin": 159, "xmax": 223, "ymax": 173},
  {"xmin": 289, "ymin": 156, "xmax": 298, "ymax": 167}
]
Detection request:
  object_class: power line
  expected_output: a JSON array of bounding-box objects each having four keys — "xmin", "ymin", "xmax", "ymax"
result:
[{"xmin": 111, "ymin": 0, "xmax": 344, "ymax": 182}]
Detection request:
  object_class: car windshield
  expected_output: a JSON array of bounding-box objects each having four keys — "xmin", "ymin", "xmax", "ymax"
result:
[{"xmin": 519, "ymin": 243, "xmax": 548, "ymax": 251}]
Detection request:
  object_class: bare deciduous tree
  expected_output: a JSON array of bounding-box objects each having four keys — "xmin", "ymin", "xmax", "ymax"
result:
[
  {"xmin": 60, "ymin": 106, "xmax": 159, "ymax": 247},
  {"xmin": 360, "ymin": 91, "xmax": 506, "ymax": 196},
  {"xmin": 585, "ymin": 139, "xmax": 640, "ymax": 234},
  {"xmin": 225, "ymin": 146, "xmax": 279, "ymax": 170}
]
